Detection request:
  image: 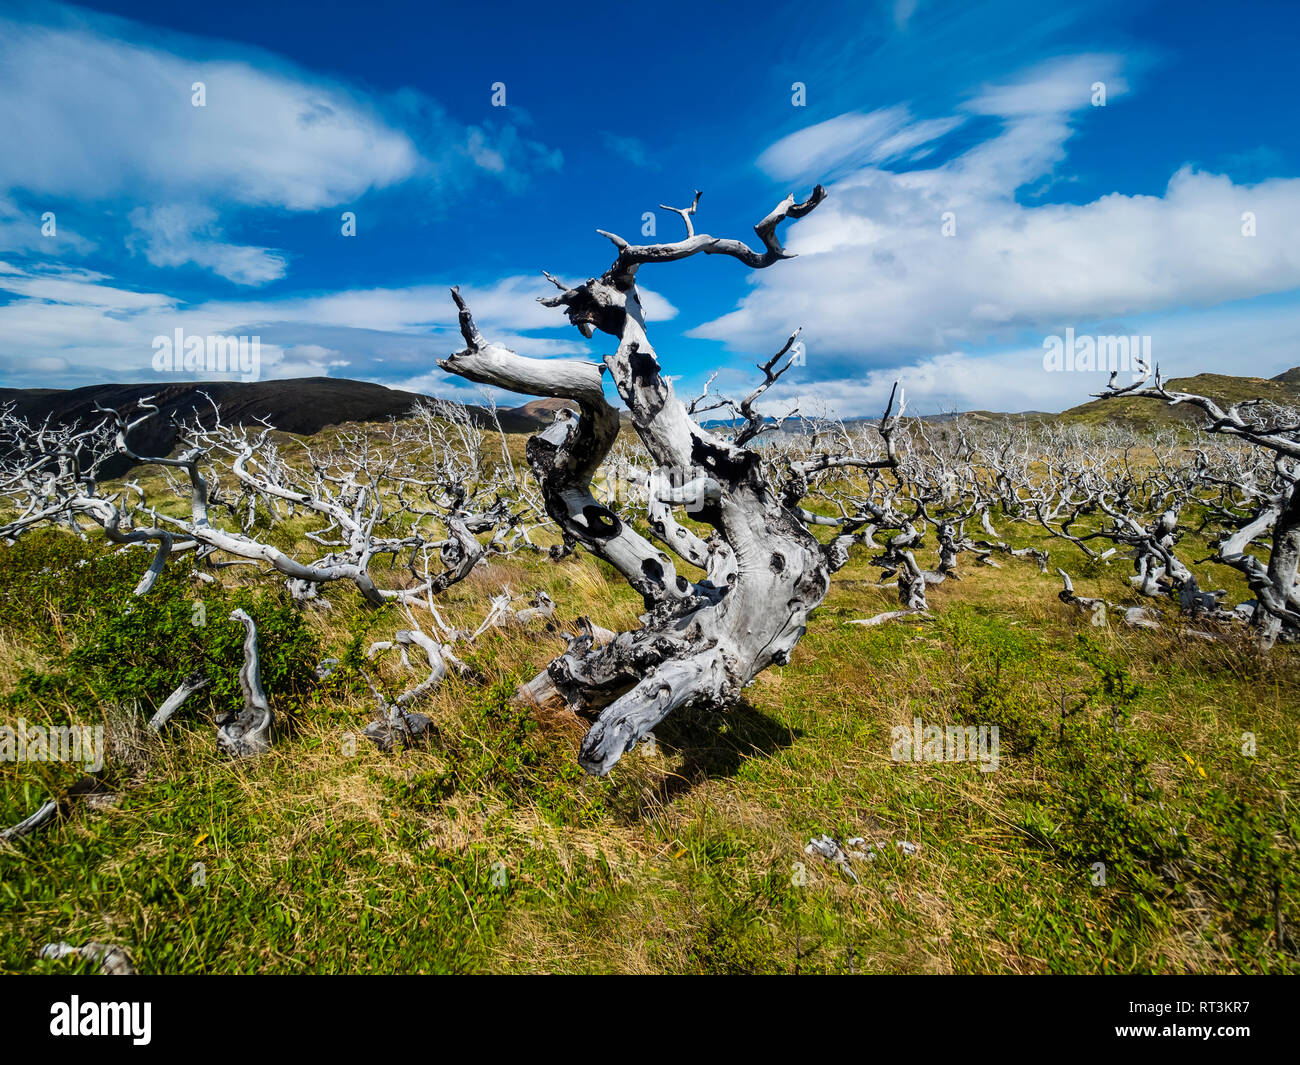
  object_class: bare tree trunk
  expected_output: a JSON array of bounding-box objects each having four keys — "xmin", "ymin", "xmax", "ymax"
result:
[
  {"xmin": 1100, "ymin": 372, "xmax": 1300, "ymax": 648},
  {"xmin": 217, "ymin": 609, "xmax": 273, "ymax": 756},
  {"xmin": 440, "ymin": 186, "xmax": 902, "ymax": 773},
  {"xmin": 1256, "ymin": 487, "xmax": 1300, "ymax": 649},
  {"xmin": 148, "ymin": 672, "xmax": 210, "ymax": 732}
]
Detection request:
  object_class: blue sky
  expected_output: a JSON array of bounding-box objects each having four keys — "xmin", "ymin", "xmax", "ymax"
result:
[{"xmin": 1, "ymin": 0, "xmax": 1298, "ymax": 414}]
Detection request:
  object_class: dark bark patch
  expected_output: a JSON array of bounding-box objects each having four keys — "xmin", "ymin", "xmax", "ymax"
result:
[
  {"xmin": 690, "ymin": 434, "xmax": 755, "ymax": 483},
  {"xmin": 582, "ymin": 504, "xmax": 622, "ymax": 538},
  {"xmin": 628, "ymin": 346, "xmax": 660, "ymax": 388}
]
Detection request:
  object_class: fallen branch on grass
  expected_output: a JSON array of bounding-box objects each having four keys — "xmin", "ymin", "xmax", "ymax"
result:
[
  {"xmin": 39, "ymin": 941, "xmax": 135, "ymax": 975},
  {"xmin": 1057, "ymin": 568, "xmax": 1160, "ymax": 630},
  {"xmin": 847, "ymin": 609, "xmax": 935, "ymax": 627},
  {"xmin": 147, "ymin": 671, "xmax": 211, "ymax": 732},
  {"xmin": 0, "ymin": 798, "xmax": 58, "ymax": 841}
]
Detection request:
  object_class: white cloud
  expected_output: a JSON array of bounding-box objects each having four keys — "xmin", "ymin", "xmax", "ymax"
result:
[
  {"xmin": 191, "ymin": 274, "xmax": 676, "ymax": 337},
  {"xmin": 128, "ymin": 205, "xmax": 288, "ymax": 286},
  {"xmin": 0, "ymin": 262, "xmax": 675, "ymax": 389},
  {"xmin": 0, "ymin": 13, "xmax": 419, "ymax": 210},
  {"xmin": 758, "ymin": 107, "xmax": 963, "ymax": 182},
  {"xmin": 691, "ymin": 53, "xmax": 1300, "ymax": 409},
  {"xmin": 893, "ymin": 0, "xmax": 919, "ymax": 32},
  {"xmin": 256, "ymin": 343, "xmax": 352, "ymax": 381},
  {"xmin": 31, "ymin": 356, "xmax": 70, "ymax": 375},
  {"xmin": 0, "ymin": 262, "xmax": 174, "ymax": 310},
  {"xmin": 466, "ymin": 129, "xmax": 507, "ymax": 174},
  {"xmin": 745, "ymin": 300, "xmax": 1300, "ymax": 419},
  {"xmin": 601, "ymin": 133, "xmax": 658, "ymax": 170},
  {"xmin": 0, "ymin": 196, "xmax": 95, "ymax": 256},
  {"xmin": 965, "ymin": 53, "xmax": 1127, "ymax": 117},
  {"xmin": 459, "ymin": 122, "xmax": 563, "ymax": 188},
  {"xmin": 389, "ymin": 371, "xmax": 521, "ymax": 406},
  {"xmin": 0, "ymin": 7, "xmax": 562, "ymax": 285}
]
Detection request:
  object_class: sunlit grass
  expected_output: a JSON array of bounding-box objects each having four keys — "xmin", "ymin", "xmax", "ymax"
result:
[{"xmin": 0, "ymin": 431, "xmax": 1296, "ymax": 974}]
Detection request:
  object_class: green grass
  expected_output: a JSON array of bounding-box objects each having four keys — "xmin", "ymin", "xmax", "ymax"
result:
[
  {"xmin": 0, "ymin": 488, "xmax": 1297, "ymax": 973},
  {"xmin": 1057, "ymin": 371, "xmax": 1300, "ymax": 429}
]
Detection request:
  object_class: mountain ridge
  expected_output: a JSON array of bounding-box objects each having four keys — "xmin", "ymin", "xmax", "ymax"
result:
[{"xmin": 1, "ymin": 368, "xmax": 1295, "ymax": 447}]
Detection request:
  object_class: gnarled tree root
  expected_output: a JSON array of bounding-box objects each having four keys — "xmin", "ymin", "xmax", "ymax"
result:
[{"xmin": 216, "ymin": 609, "xmax": 273, "ymax": 756}]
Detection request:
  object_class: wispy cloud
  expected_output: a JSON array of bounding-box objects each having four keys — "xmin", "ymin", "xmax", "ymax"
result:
[
  {"xmin": 601, "ymin": 133, "xmax": 659, "ymax": 170},
  {"xmin": 758, "ymin": 107, "xmax": 963, "ymax": 182},
  {"xmin": 0, "ymin": 195, "xmax": 95, "ymax": 257},
  {"xmin": 127, "ymin": 205, "xmax": 288, "ymax": 286},
  {"xmin": 893, "ymin": 0, "xmax": 920, "ymax": 31},
  {"xmin": 965, "ymin": 52, "xmax": 1128, "ymax": 117},
  {"xmin": 0, "ymin": 262, "xmax": 678, "ymax": 390},
  {"xmin": 0, "ymin": 12, "xmax": 418, "ymax": 210},
  {"xmin": 0, "ymin": 5, "xmax": 563, "ymax": 285},
  {"xmin": 692, "ymin": 53, "xmax": 1300, "ymax": 414}
]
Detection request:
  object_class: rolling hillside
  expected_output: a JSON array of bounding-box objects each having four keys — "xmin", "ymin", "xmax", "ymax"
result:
[
  {"xmin": 0, "ymin": 377, "xmax": 550, "ymax": 464},
  {"xmin": 1055, "ymin": 368, "xmax": 1300, "ymax": 429},
  {"xmin": 1, "ymin": 368, "xmax": 1296, "ymax": 452}
]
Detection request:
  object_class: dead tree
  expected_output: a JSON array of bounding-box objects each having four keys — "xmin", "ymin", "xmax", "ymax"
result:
[
  {"xmin": 439, "ymin": 185, "xmax": 902, "ymax": 774},
  {"xmin": 38, "ymin": 942, "xmax": 135, "ymax": 976},
  {"xmin": 1056, "ymin": 568, "xmax": 1158, "ymax": 629},
  {"xmin": 1100, "ymin": 371, "xmax": 1300, "ymax": 648},
  {"xmin": 216, "ymin": 609, "xmax": 273, "ymax": 756},
  {"xmin": 0, "ymin": 397, "xmax": 527, "ymax": 612},
  {"xmin": 361, "ymin": 589, "xmax": 557, "ymax": 750}
]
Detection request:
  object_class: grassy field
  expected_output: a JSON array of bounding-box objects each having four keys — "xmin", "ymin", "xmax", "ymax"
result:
[
  {"xmin": 1, "ymin": 432, "xmax": 1297, "ymax": 974},
  {"xmin": 1056, "ymin": 370, "xmax": 1300, "ymax": 429}
]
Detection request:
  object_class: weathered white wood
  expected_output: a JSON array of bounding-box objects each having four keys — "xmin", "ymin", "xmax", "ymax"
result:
[
  {"xmin": 440, "ymin": 185, "xmax": 912, "ymax": 774},
  {"xmin": 39, "ymin": 940, "xmax": 135, "ymax": 975},
  {"xmin": 1098, "ymin": 371, "xmax": 1300, "ymax": 648},
  {"xmin": 848, "ymin": 609, "xmax": 934, "ymax": 627},
  {"xmin": 216, "ymin": 609, "xmax": 273, "ymax": 756},
  {"xmin": 0, "ymin": 799, "xmax": 58, "ymax": 841},
  {"xmin": 147, "ymin": 672, "xmax": 210, "ymax": 732}
]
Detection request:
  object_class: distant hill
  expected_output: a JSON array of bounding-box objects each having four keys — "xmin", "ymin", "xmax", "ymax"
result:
[
  {"xmin": 912, "ymin": 410, "xmax": 1051, "ymax": 425},
  {"xmin": 0, "ymin": 377, "xmax": 550, "ymax": 468},
  {"xmin": 513, "ymin": 397, "xmax": 579, "ymax": 420},
  {"xmin": 1056, "ymin": 369, "xmax": 1300, "ymax": 429},
  {"xmin": 3, "ymin": 367, "xmax": 1296, "ymax": 458}
]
